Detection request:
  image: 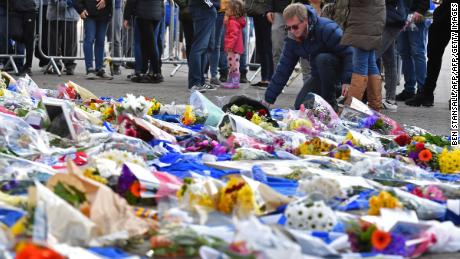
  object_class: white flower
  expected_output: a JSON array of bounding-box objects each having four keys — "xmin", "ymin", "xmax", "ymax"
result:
[
  {"xmin": 230, "ymin": 105, "xmax": 240, "ymax": 113},
  {"xmin": 121, "ymin": 94, "xmax": 150, "ymax": 116},
  {"xmin": 298, "ymin": 176, "xmax": 343, "ymax": 200},
  {"xmin": 285, "ymin": 200, "xmax": 336, "ymax": 232}
]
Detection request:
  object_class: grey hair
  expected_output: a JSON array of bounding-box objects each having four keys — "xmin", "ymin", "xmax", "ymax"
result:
[{"xmin": 283, "ymin": 3, "xmax": 308, "ymax": 22}]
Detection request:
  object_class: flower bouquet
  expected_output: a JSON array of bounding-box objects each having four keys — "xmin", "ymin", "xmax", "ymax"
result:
[
  {"xmin": 222, "ymin": 95, "xmax": 279, "ymax": 129},
  {"xmin": 295, "ymin": 137, "xmax": 338, "ymax": 156},
  {"xmin": 301, "ymin": 93, "xmax": 340, "ymax": 128},
  {"xmin": 284, "ymin": 198, "xmax": 337, "ymax": 231},
  {"xmin": 190, "ymin": 91, "xmax": 225, "ymax": 126},
  {"xmin": 438, "ymin": 148, "xmax": 460, "ymax": 174}
]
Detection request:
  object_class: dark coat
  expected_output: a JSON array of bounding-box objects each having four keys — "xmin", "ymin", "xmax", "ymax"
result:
[
  {"xmin": 9, "ymin": 0, "xmax": 37, "ymax": 12},
  {"xmin": 268, "ymin": 0, "xmax": 310, "ymax": 13},
  {"xmin": 265, "ymin": 5, "xmax": 353, "ymax": 104},
  {"xmin": 124, "ymin": 0, "xmax": 163, "ymax": 21},
  {"xmin": 340, "ymin": 0, "xmax": 386, "ymax": 51},
  {"xmin": 74, "ymin": 0, "xmax": 112, "ymax": 19}
]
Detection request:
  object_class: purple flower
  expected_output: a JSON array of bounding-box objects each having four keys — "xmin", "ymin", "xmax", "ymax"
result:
[
  {"xmin": 373, "ymin": 233, "xmax": 412, "ymax": 257},
  {"xmin": 118, "ymin": 165, "xmax": 137, "ymax": 194},
  {"xmin": 361, "ymin": 115, "xmax": 379, "ymax": 129},
  {"xmin": 408, "ymin": 151, "xmax": 418, "ymax": 160}
]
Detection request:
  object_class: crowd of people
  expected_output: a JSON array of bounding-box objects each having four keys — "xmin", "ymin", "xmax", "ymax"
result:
[{"xmin": 0, "ymin": 0, "xmax": 451, "ymax": 112}]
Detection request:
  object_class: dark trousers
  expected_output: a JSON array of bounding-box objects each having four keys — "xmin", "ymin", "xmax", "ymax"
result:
[
  {"xmin": 295, "ymin": 53, "xmax": 341, "ymax": 110},
  {"xmin": 137, "ymin": 18, "xmax": 160, "ymax": 75},
  {"xmin": 423, "ymin": 6, "xmax": 451, "ymax": 95},
  {"xmin": 10, "ymin": 11, "xmax": 36, "ymax": 69},
  {"xmin": 35, "ymin": 4, "xmax": 49, "ymax": 66},
  {"xmin": 49, "ymin": 20, "xmax": 78, "ymax": 68},
  {"xmin": 180, "ymin": 16, "xmax": 194, "ymax": 59},
  {"xmin": 252, "ymin": 14, "xmax": 273, "ymax": 81}
]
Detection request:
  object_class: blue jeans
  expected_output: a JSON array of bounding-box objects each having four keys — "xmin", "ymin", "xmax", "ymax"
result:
[
  {"xmin": 295, "ymin": 53, "xmax": 341, "ymax": 110},
  {"xmin": 397, "ymin": 20, "xmax": 429, "ymax": 93},
  {"xmin": 83, "ymin": 18, "xmax": 109, "ymax": 72},
  {"xmin": 352, "ymin": 48, "xmax": 380, "ymax": 76},
  {"xmin": 188, "ymin": 6, "xmax": 216, "ymax": 88},
  {"xmin": 210, "ymin": 12, "xmax": 225, "ymax": 78},
  {"xmin": 133, "ymin": 18, "xmax": 143, "ymax": 73}
]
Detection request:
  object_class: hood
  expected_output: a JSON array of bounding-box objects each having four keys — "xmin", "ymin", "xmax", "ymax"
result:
[{"xmin": 287, "ymin": 4, "xmax": 319, "ymax": 41}]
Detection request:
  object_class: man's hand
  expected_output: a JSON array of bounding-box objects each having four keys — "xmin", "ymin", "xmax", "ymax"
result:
[
  {"xmin": 123, "ymin": 20, "xmax": 130, "ymax": 29},
  {"xmin": 261, "ymin": 100, "xmax": 272, "ymax": 108},
  {"xmin": 266, "ymin": 12, "xmax": 274, "ymax": 23},
  {"xmin": 341, "ymin": 84, "xmax": 350, "ymax": 97},
  {"xmin": 80, "ymin": 10, "xmax": 89, "ymax": 19},
  {"xmin": 412, "ymin": 11, "xmax": 424, "ymax": 23},
  {"xmin": 96, "ymin": 0, "xmax": 106, "ymax": 10}
]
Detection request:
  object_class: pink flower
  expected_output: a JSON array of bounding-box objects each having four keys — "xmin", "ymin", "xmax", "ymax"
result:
[{"xmin": 424, "ymin": 185, "xmax": 446, "ymax": 202}]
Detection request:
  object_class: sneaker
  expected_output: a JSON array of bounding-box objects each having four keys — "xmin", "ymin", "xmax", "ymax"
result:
[
  {"xmin": 202, "ymin": 83, "xmax": 217, "ymax": 91},
  {"xmin": 382, "ymin": 99, "xmax": 398, "ymax": 111},
  {"xmin": 189, "ymin": 85, "xmax": 207, "ymax": 93},
  {"xmin": 96, "ymin": 69, "xmax": 113, "ymax": 80},
  {"xmin": 395, "ymin": 90, "xmax": 415, "ymax": 101},
  {"xmin": 209, "ymin": 77, "xmax": 220, "ymax": 86},
  {"xmin": 86, "ymin": 69, "xmax": 98, "ymax": 79},
  {"xmin": 131, "ymin": 73, "xmax": 146, "ymax": 83},
  {"xmin": 153, "ymin": 73, "xmax": 164, "ymax": 83},
  {"xmin": 219, "ymin": 71, "xmax": 228, "ymax": 82}
]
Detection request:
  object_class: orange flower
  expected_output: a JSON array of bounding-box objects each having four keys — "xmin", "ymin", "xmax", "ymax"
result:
[
  {"xmin": 130, "ymin": 181, "xmax": 142, "ymax": 197},
  {"xmin": 418, "ymin": 149, "xmax": 432, "ymax": 162},
  {"xmin": 371, "ymin": 230, "xmax": 392, "ymax": 250}
]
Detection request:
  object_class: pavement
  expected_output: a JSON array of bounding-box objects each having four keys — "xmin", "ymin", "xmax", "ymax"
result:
[{"xmin": 24, "ymin": 45, "xmax": 452, "ymax": 137}]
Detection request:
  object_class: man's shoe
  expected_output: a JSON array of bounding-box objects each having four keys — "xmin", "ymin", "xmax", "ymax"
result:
[
  {"xmin": 219, "ymin": 71, "xmax": 228, "ymax": 82},
  {"xmin": 405, "ymin": 92, "xmax": 434, "ymax": 107},
  {"xmin": 153, "ymin": 73, "xmax": 164, "ymax": 83},
  {"xmin": 202, "ymin": 83, "xmax": 217, "ymax": 91},
  {"xmin": 190, "ymin": 85, "xmax": 207, "ymax": 93},
  {"xmin": 65, "ymin": 66, "xmax": 75, "ymax": 75},
  {"xmin": 240, "ymin": 71, "xmax": 249, "ymax": 84},
  {"xmin": 395, "ymin": 90, "xmax": 415, "ymax": 101},
  {"xmin": 96, "ymin": 69, "xmax": 113, "ymax": 80},
  {"xmin": 209, "ymin": 77, "xmax": 220, "ymax": 86},
  {"xmin": 86, "ymin": 69, "xmax": 98, "ymax": 79}
]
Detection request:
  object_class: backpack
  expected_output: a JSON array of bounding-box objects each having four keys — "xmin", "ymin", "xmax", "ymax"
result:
[{"xmin": 321, "ymin": 0, "xmax": 349, "ymax": 29}]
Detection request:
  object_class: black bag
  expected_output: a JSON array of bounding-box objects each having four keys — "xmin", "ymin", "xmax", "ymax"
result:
[
  {"xmin": 245, "ymin": 0, "xmax": 270, "ymax": 17},
  {"xmin": 386, "ymin": 0, "xmax": 406, "ymax": 27}
]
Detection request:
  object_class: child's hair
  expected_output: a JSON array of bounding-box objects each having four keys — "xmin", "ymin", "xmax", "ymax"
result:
[{"xmin": 226, "ymin": 0, "xmax": 246, "ymax": 18}]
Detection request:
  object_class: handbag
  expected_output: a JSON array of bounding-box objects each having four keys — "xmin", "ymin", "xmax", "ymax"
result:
[{"xmin": 386, "ymin": 0, "xmax": 406, "ymax": 27}]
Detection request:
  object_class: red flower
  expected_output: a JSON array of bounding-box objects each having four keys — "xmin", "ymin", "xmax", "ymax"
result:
[
  {"xmin": 411, "ymin": 187, "xmax": 424, "ymax": 198},
  {"xmin": 415, "ymin": 142, "xmax": 425, "ymax": 151},
  {"xmin": 130, "ymin": 181, "xmax": 142, "ymax": 197},
  {"xmin": 258, "ymin": 109, "xmax": 267, "ymax": 116},
  {"xmin": 418, "ymin": 149, "xmax": 432, "ymax": 162},
  {"xmin": 125, "ymin": 128, "xmax": 138, "ymax": 138},
  {"xmin": 394, "ymin": 134, "xmax": 411, "ymax": 146},
  {"xmin": 371, "ymin": 230, "xmax": 392, "ymax": 250},
  {"xmin": 245, "ymin": 111, "xmax": 254, "ymax": 120}
]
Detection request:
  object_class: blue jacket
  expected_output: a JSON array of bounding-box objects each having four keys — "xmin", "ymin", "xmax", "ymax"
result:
[{"xmin": 265, "ymin": 5, "xmax": 353, "ymax": 104}]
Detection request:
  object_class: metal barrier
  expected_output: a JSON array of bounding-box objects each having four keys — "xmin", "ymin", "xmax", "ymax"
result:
[{"xmin": 0, "ymin": 0, "xmax": 26, "ymax": 74}]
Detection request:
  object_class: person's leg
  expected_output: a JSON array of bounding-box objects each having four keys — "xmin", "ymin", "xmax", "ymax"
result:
[
  {"xmin": 62, "ymin": 21, "xmax": 78, "ymax": 73},
  {"xmin": 111, "ymin": 7, "xmax": 123, "ymax": 70},
  {"xmin": 22, "ymin": 11, "xmax": 36, "ymax": 70},
  {"xmin": 397, "ymin": 31, "xmax": 417, "ymax": 95},
  {"xmin": 94, "ymin": 19, "xmax": 109, "ymax": 71},
  {"xmin": 223, "ymin": 51, "xmax": 237, "ymax": 88},
  {"xmin": 133, "ymin": 18, "xmax": 144, "ymax": 73},
  {"xmin": 0, "ymin": 5, "xmax": 6, "ymax": 66},
  {"xmin": 315, "ymin": 53, "xmax": 341, "ymax": 110},
  {"xmin": 137, "ymin": 19, "xmax": 155, "ymax": 75},
  {"xmin": 294, "ymin": 77, "xmax": 321, "ymax": 109},
  {"xmin": 83, "ymin": 18, "xmax": 97, "ymax": 72},
  {"xmin": 366, "ymin": 50, "xmax": 383, "ymax": 111},
  {"xmin": 271, "ymin": 12, "xmax": 286, "ymax": 68},
  {"xmin": 182, "ymin": 17, "xmax": 194, "ymax": 59},
  {"xmin": 376, "ymin": 26, "xmax": 401, "ymax": 59},
  {"xmin": 382, "ymin": 41, "xmax": 398, "ymax": 101},
  {"xmin": 188, "ymin": 7, "xmax": 216, "ymax": 88},
  {"xmin": 239, "ymin": 20, "xmax": 248, "ymax": 82},
  {"xmin": 345, "ymin": 47, "xmax": 370, "ymax": 104},
  {"xmin": 408, "ymin": 21, "xmax": 428, "ymax": 92},
  {"xmin": 35, "ymin": 4, "xmax": 49, "ymax": 66},
  {"xmin": 253, "ymin": 15, "xmax": 273, "ymax": 82},
  {"xmin": 300, "ymin": 58, "xmax": 311, "ymax": 84},
  {"xmin": 210, "ymin": 13, "xmax": 224, "ymax": 79}
]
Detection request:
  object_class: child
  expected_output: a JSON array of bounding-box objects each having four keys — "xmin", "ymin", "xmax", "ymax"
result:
[{"xmin": 222, "ymin": 0, "xmax": 246, "ymax": 89}]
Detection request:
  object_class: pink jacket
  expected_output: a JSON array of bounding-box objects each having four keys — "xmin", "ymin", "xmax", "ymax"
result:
[{"xmin": 224, "ymin": 16, "xmax": 246, "ymax": 54}]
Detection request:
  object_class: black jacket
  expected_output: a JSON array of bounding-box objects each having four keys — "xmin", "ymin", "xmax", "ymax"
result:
[
  {"xmin": 405, "ymin": 0, "xmax": 429, "ymax": 15},
  {"xmin": 124, "ymin": 0, "xmax": 163, "ymax": 21},
  {"xmin": 74, "ymin": 0, "xmax": 112, "ymax": 19},
  {"xmin": 268, "ymin": 0, "xmax": 309, "ymax": 13},
  {"xmin": 9, "ymin": 0, "xmax": 37, "ymax": 12}
]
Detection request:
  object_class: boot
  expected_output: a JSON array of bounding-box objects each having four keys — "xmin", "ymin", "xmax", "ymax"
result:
[
  {"xmin": 232, "ymin": 72, "xmax": 240, "ymax": 89},
  {"xmin": 223, "ymin": 72, "xmax": 236, "ymax": 89},
  {"xmin": 366, "ymin": 75, "xmax": 383, "ymax": 112},
  {"xmin": 345, "ymin": 73, "xmax": 368, "ymax": 106}
]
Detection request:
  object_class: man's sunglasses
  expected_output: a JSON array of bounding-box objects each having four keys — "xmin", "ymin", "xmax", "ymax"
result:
[{"xmin": 285, "ymin": 22, "xmax": 303, "ymax": 32}]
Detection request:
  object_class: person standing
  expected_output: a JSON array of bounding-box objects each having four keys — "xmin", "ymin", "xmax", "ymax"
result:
[
  {"xmin": 342, "ymin": 0, "xmax": 386, "ymax": 112},
  {"xmin": 107, "ymin": 0, "xmax": 123, "ymax": 75},
  {"xmin": 394, "ymin": 0, "xmax": 430, "ymax": 101},
  {"xmin": 187, "ymin": 0, "xmax": 217, "ymax": 92},
  {"xmin": 124, "ymin": 0, "xmax": 163, "ymax": 83},
  {"xmin": 74, "ymin": 0, "xmax": 113, "ymax": 79},
  {"xmin": 47, "ymin": 0, "xmax": 80, "ymax": 75},
  {"xmin": 9, "ymin": 0, "xmax": 38, "ymax": 75},
  {"xmin": 406, "ymin": 0, "xmax": 450, "ymax": 107},
  {"xmin": 222, "ymin": 0, "xmax": 246, "ymax": 89}
]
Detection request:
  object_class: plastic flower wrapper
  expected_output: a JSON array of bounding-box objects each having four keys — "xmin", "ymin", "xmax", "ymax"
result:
[
  {"xmin": 14, "ymin": 75, "xmax": 47, "ymax": 99},
  {"xmin": 284, "ymin": 197, "xmax": 338, "ymax": 232},
  {"xmin": 190, "ymin": 91, "xmax": 225, "ymax": 127},
  {"xmin": 23, "ymin": 104, "xmax": 51, "ymax": 130},
  {"xmin": 405, "ymin": 185, "xmax": 447, "ymax": 203},
  {"xmin": 117, "ymin": 114, "xmax": 176, "ymax": 143},
  {"xmin": 301, "ymin": 93, "xmax": 340, "ymax": 128},
  {"xmin": 232, "ymin": 148, "xmax": 274, "ymax": 161},
  {"xmin": 233, "ymin": 216, "xmax": 305, "ymax": 259},
  {"xmin": 344, "ymin": 130, "xmax": 383, "ymax": 152},
  {"xmin": 116, "ymin": 94, "xmax": 151, "ymax": 118},
  {"xmin": 297, "ymin": 176, "xmax": 345, "ymax": 202},
  {"xmin": 89, "ymin": 149, "xmax": 148, "ymax": 179},
  {"xmin": 341, "ymin": 98, "xmax": 405, "ymax": 136},
  {"xmin": 145, "ymin": 116, "xmax": 194, "ymax": 137},
  {"xmin": 226, "ymin": 132, "xmax": 276, "ymax": 154},
  {"xmin": 222, "ymin": 95, "xmax": 279, "ymax": 129},
  {"xmin": 64, "ymin": 81, "xmax": 98, "ymax": 101},
  {"xmin": 0, "ymin": 89, "xmax": 35, "ymax": 116},
  {"xmin": 391, "ymin": 188, "xmax": 446, "ymax": 220},
  {"xmin": 218, "ymin": 114, "xmax": 273, "ymax": 143},
  {"xmin": 0, "ymin": 112, "xmax": 51, "ymax": 158}
]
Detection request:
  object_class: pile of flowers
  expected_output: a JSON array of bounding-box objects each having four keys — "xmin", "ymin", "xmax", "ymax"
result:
[{"xmin": 368, "ymin": 191, "xmax": 402, "ymax": 216}]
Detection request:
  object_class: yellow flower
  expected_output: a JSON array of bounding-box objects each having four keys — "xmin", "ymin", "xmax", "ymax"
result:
[
  {"xmin": 181, "ymin": 105, "xmax": 196, "ymax": 125},
  {"xmin": 89, "ymin": 102, "xmax": 98, "ymax": 110},
  {"xmin": 0, "ymin": 88, "xmax": 4, "ymax": 97},
  {"xmin": 439, "ymin": 149, "xmax": 460, "ymax": 174},
  {"xmin": 412, "ymin": 136, "xmax": 426, "ymax": 143},
  {"xmin": 368, "ymin": 191, "xmax": 401, "ymax": 215},
  {"xmin": 251, "ymin": 113, "xmax": 262, "ymax": 125}
]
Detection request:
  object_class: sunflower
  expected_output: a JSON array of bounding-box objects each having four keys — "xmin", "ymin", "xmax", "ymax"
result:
[
  {"xmin": 371, "ymin": 230, "xmax": 392, "ymax": 250},
  {"xmin": 418, "ymin": 149, "xmax": 433, "ymax": 162}
]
